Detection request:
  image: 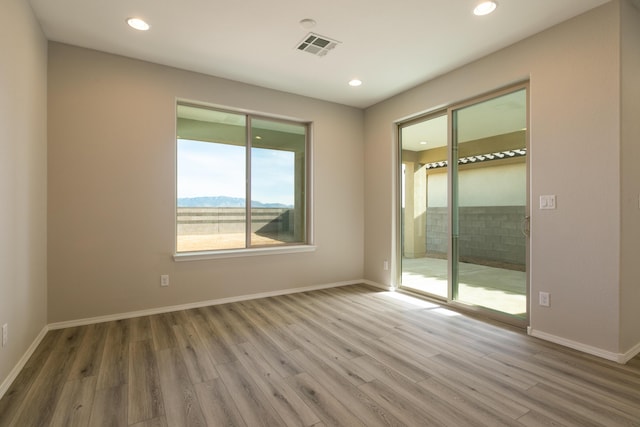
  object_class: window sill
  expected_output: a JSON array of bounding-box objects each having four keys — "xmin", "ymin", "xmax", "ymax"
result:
[{"xmin": 173, "ymin": 244, "xmax": 317, "ymax": 262}]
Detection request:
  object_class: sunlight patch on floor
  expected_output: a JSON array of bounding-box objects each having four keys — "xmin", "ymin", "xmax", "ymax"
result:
[{"xmin": 401, "ymin": 257, "xmax": 526, "ymax": 317}]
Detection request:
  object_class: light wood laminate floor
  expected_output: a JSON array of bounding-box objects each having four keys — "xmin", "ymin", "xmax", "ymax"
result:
[{"xmin": 1, "ymin": 284, "xmax": 639, "ymax": 426}]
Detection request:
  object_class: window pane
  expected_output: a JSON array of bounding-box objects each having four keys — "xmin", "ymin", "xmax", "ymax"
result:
[
  {"xmin": 250, "ymin": 118, "xmax": 306, "ymax": 246},
  {"xmin": 176, "ymin": 105, "xmax": 246, "ymax": 252},
  {"xmin": 176, "ymin": 104, "xmax": 309, "ymax": 254}
]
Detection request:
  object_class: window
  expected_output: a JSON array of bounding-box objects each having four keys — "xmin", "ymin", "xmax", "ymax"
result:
[{"xmin": 176, "ymin": 103, "xmax": 309, "ymax": 254}]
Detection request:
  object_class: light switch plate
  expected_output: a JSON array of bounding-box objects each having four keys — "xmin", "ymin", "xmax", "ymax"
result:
[{"xmin": 540, "ymin": 195, "xmax": 556, "ymax": 210}]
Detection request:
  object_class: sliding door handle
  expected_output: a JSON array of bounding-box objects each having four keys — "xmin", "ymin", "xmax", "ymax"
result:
[{"xmin": 521, "ymin": 215, "xmax": 530, "ymax": 237}]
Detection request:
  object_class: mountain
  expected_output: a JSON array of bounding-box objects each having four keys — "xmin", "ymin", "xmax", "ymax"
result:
[{"xmin": 177, "ymin": 196, "xmax": 292, "ymax": 208}]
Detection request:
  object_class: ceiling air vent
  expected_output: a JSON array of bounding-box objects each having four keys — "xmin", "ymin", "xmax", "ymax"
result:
[{"xmin": 296, "ymin": 33, "xmax": 340, "ymax": 57}]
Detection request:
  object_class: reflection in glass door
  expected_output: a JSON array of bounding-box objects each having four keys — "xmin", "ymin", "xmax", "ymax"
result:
[
  {"xmin": 452, "ymin": 88, "xmax": 528, "ymax": 319},
  {"xmin": 399, "ymin": 85, "xmax": 529, "ymax": 324}
]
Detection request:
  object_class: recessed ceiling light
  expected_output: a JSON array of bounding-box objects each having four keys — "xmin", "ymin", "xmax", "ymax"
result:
[
  {"xmin": 348, "ymin": 79, "xmax": 362, "ymax": 87},
  {"xmin": 420, "ymin": 141, "xmax": 428, "ymax": 145},
  {"xmin": 127, "ymin": 17, "xmax": 150, "ymax": 31},
  {"xmin": 473, "ymin": 1, "xmax": 497, "ymax": 16},
  {"xmin": 299, "ymin": 19, "xmax": 316, "ymax": 29}
]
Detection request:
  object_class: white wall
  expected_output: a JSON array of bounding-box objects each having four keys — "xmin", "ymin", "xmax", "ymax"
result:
[
  {"xmin": 47, "ymin": 43, "xmax": 364, "ymax": 323},
  {"xmin": 365, "ymin": 2, "xmax": 626, "ymax": 355},
  {"xmin": 619, "ymin": 0, "xmax": 640, "ymax": 354},
  {"xmin": 0, "ymin": 0, "xmax": 48, "ymax": 394}
]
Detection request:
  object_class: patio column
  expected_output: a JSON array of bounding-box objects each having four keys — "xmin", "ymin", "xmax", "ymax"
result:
[{"xmin": 403, "ymin": 161, "xmax": 427, "ymax": 258}]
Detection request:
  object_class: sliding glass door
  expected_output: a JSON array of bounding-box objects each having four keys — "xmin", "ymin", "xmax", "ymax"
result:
[
  {"xmin": 451, "ymin": 88, "xmax": 528, "ymax": 320},
  {"xmin": 399, "ymin": 85, "xmax": 529, "ymax": 324},
  {"xmin": 400, "ymin": 114, "xmax": 449, "ymax": 298}
]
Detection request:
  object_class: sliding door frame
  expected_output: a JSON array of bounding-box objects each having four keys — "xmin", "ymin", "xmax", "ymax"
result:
[{"xmin": 396, "ymin": 81, "xmax": 530, "ymax": 328}]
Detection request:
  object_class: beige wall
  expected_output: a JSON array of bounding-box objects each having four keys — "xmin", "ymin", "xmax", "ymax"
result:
[
  {"xmin": 0, "ymin": 0, "xmax": 48, "ymax": 389},
  {"xmin": 47, "ymin": 43, "xmax": 364, "ymax": 323},
  {"xmin": 364, "ymin": 2, "xmax": 627, "ymax": 354},
  {"xmin": 620, "ymin": 0, "xmax": 640, "ymax": 353}
]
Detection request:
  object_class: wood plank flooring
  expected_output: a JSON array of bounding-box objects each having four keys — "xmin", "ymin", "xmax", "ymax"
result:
[{"xmin": 1, "ymin": 284, "xmax": 639, "ymax": 426}]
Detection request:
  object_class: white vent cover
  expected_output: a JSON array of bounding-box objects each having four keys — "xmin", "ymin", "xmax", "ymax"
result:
[{"xmin": 296, "ymin": 33, "xmax": 340, "ymax": 57}]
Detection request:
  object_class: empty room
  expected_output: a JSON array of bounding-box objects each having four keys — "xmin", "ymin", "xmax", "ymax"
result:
[{"xmin": 1, "ymin": 0, "xmax": 640, "ymax": 425}]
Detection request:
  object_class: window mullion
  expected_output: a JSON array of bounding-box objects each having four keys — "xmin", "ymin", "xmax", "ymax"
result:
[{"xmin": 245, "ymin": 115, "xmax": 252, "ymax": 249}]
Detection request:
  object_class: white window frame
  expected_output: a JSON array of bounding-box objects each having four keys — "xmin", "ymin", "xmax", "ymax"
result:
[{"xmin": 173, "ymin": 101, "xmax": 315, "ymax": 261}]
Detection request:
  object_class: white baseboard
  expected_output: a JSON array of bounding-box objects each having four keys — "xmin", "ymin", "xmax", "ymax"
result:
[
  {"xmin": 361, "ymin": 279, "xmax": 394, "ymax": 291},
  {"xmin": 620, "ymin": 340, "xmax": 640, "ymax": 364},
  {"xmin": 48, "ymin": 279, "xmax": 364, "ymax": 330},
  {"xmin": 527, "ymin": 327, "xmax": 640, "ymax": 364},
  {"xmin": 0, "ymin": 325, "xmax": 49, "ymax": 401}
]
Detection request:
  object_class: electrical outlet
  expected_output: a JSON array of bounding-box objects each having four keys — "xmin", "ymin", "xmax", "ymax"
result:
[
  {"xmin": 383, "ymin": 260, "xmax": 389, "ymax": 271},
  {"xmin": 160, "ymin": 275, "xmax": 169, "ymax": 287},
  {"xmin": 539, "ymin": 292, "xmax": 550, "ymax": 307},
  {"xmin": 2, "ymin": 324, "xmax": 7, "ymax": 347}
]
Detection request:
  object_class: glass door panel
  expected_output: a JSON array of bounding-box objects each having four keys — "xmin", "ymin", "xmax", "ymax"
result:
[
  {"xmin": 451, "ymin": 88, "xmax": 528, "ymax": 318},
  {"xmin": 400, "ymin": 114, "xmax": 449, "ymax": 299}
]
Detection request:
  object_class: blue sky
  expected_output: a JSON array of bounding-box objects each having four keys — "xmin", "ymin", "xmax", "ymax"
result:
[{"xmin": 177, "ymin": 139, "xmax": 295, "ymax": 205}]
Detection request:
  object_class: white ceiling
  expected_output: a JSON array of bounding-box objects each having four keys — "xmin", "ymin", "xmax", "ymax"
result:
[{"xmin": 29, "ymin": 0, "xmax": 611, "ymax": 108}]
